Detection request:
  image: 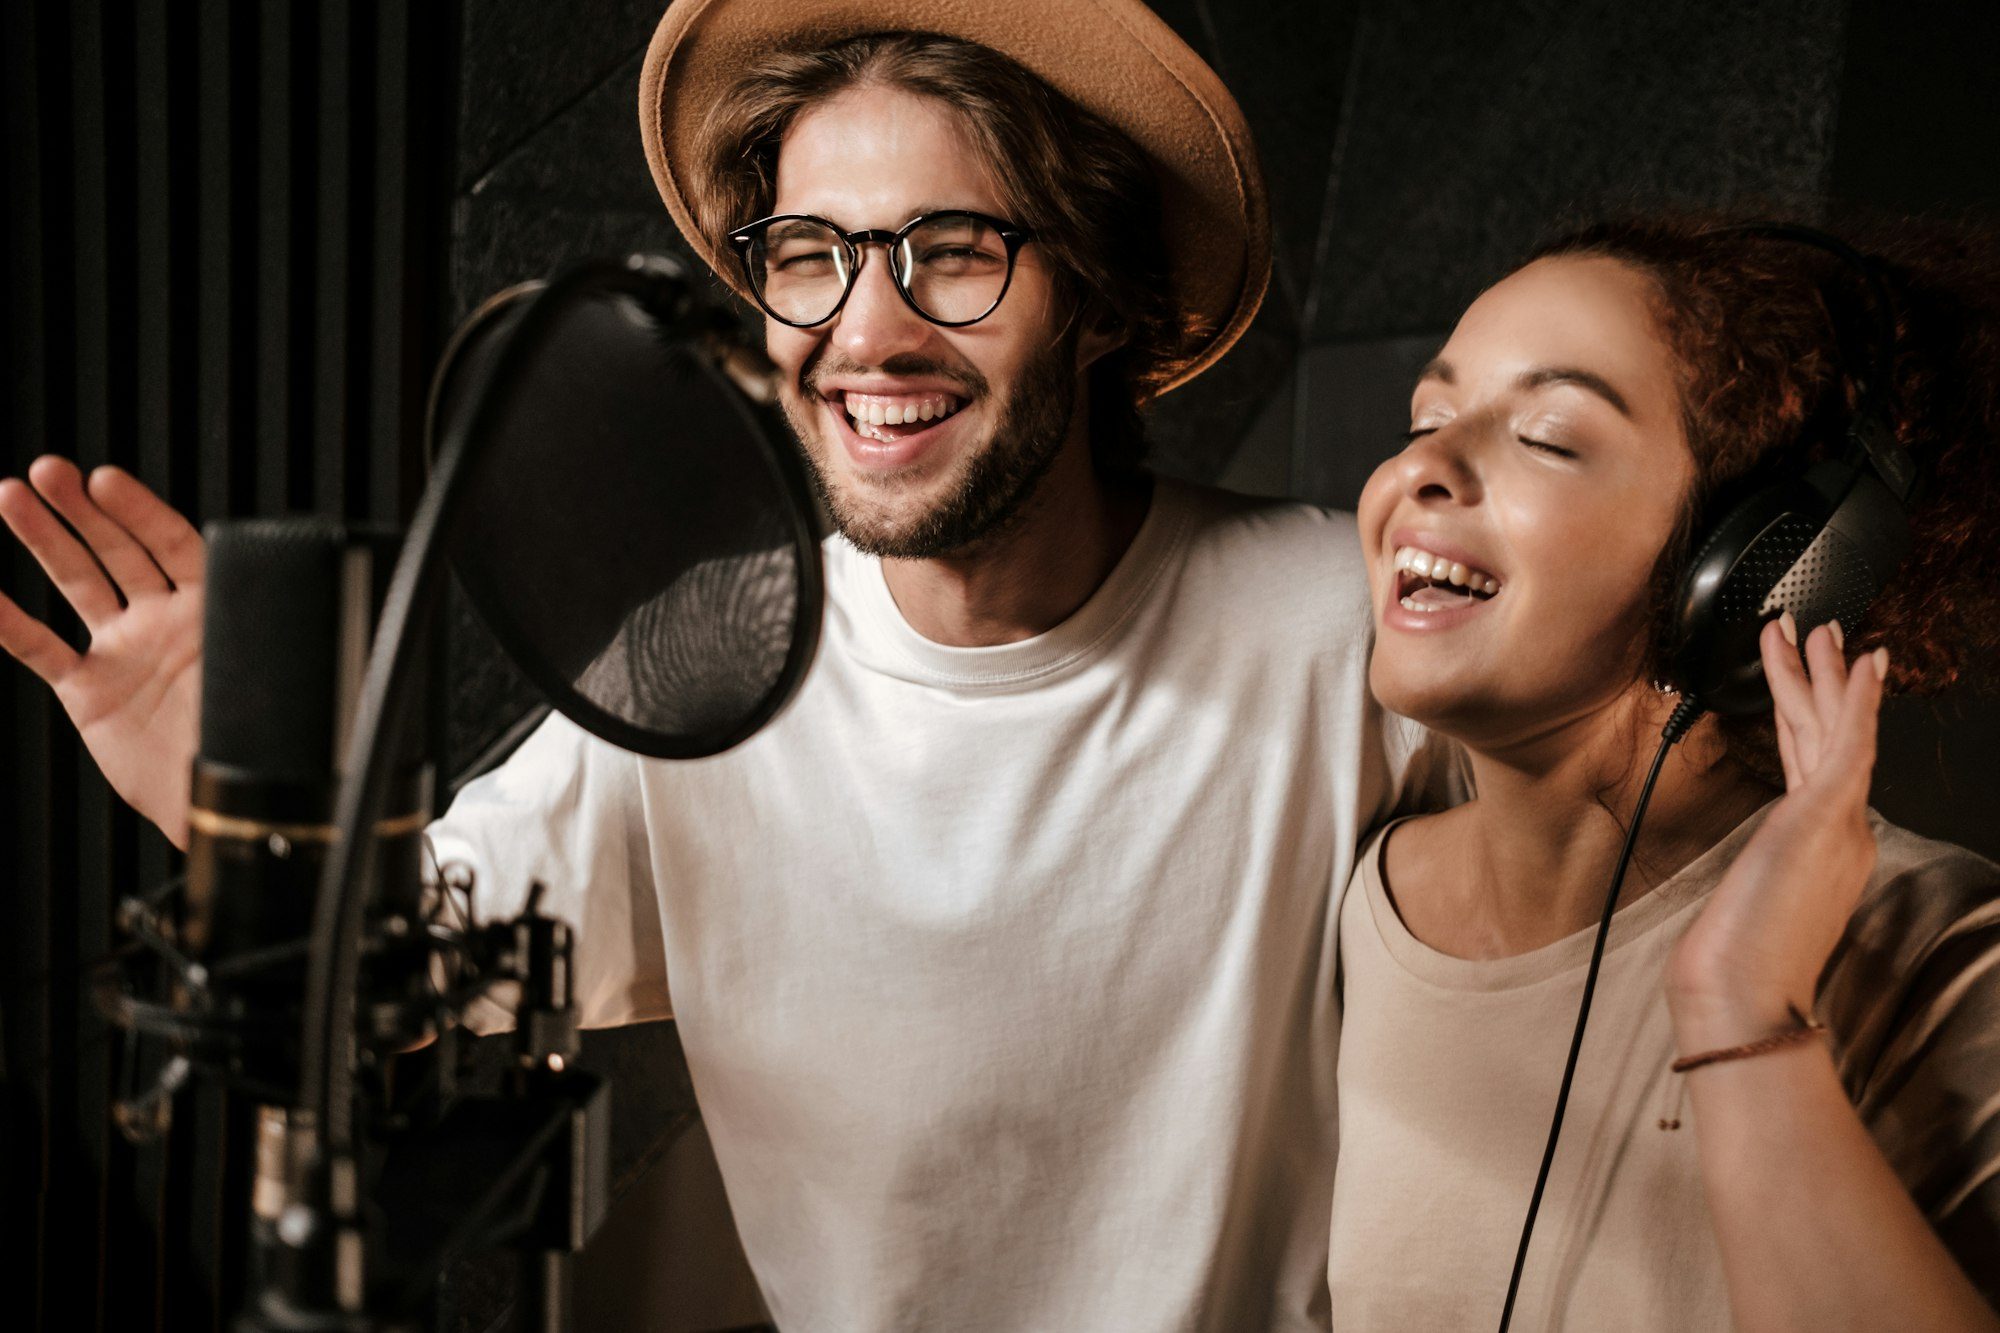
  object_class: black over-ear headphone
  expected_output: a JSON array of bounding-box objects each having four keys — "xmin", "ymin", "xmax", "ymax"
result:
[{"xmin": 1663, "ymin": 223, "xmax": 1923, "ymax": 714}]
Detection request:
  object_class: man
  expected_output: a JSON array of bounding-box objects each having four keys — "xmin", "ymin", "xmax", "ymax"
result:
[{"xmin": 0, "ymin": 2, "xmax": 1435, "ymax": 1327}]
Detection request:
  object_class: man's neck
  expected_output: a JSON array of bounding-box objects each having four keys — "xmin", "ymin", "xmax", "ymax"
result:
[{"xmin": 880, "ymin": 440, "xmax": 1152, "ymax": 647}]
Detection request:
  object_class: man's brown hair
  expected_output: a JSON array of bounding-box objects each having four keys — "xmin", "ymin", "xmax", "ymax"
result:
[{"xmin": 687, "ymin": 32, "xmax": 1199, "ymax": 471}]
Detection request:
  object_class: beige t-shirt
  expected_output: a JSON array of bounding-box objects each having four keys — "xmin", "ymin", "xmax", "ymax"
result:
[{"xmin": 1328, "ymin": 806, "xmax": 2000, "ymax": 1330}]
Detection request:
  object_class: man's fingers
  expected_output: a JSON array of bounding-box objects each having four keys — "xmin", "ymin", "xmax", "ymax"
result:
[
  {"xmin": 87, "ymin": 464, "xmax": 204, "ymax": 587},
  {"xmin": 1761, "ymin": 618, "xmax": 1823, "ymax": 773},
  {"xmin": 30, "ymin": 456, "xmax": 171, "ymax": 599},
  {"xmin": 0, "ymin": 473, "xmax": 123, "ymax": 630},
  {"xmin": 0, "ymin": 584, "xmax": 81, "ymax": 686}
]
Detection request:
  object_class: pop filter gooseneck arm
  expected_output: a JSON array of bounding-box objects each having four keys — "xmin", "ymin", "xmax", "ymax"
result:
[
  {"xmin": 303, "ymin": 254, "xmax": 795, "ymax": 1154},
  {"xmin": 293, "ymin": 272, "xmax": 551, "ymax": 1162},
  {"xmin": 286, "ymin": 256, "xmax": 808, "ymax": 1321}
]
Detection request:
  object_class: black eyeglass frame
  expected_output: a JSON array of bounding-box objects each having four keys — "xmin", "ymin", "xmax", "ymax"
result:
[{"xmin": 726, "ymin": 210, "xmax": 1038, "ymax": 329}]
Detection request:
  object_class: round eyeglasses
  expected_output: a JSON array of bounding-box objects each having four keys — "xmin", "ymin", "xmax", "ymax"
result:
[{"xmin": 727, "ymin": 210, "xmax": 1037, "ymax": 329}]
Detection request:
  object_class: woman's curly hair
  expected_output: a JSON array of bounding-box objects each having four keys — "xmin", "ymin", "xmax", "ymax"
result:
[{"xmin": 1528, "ymin": 214, "xmax": 2000, "ymax": 775}]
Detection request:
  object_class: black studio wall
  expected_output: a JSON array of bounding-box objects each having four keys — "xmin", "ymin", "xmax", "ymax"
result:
[{"xmin": 1, "ymin": 2, "xmax": 457, "ymax": 1327}]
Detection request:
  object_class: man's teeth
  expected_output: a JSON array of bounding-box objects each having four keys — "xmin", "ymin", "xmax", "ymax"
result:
[
  {"xmin": 1393, "ymin": 544, "xmax": 1501, "ymax": 608},
  {"xmin": 844, "ymin": 393, "xmax": 962, "ymax": 427}
]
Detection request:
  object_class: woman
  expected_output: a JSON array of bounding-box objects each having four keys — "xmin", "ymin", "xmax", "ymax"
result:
[{"xmin": 1330, "ymin": 218, "xmax": 2000, "ymax": 1329}]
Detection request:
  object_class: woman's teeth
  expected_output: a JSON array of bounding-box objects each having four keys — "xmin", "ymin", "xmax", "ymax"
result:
[{"xmin": 1394, "ymin": 543, "xmax": 1501, "ymax": 612}]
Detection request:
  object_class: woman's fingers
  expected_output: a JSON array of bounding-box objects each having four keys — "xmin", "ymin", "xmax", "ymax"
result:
[
  {"xmin": 1821, "ymin": 646, "xmax": 1886, "ymax": 798},
  {"xmin": 1773, "ymin": 704, "xmax": 1803, "ymax": 791},
  {"xmin": 0, "ymin": 473, "xmax": 123, "ymax": 630},
  {"xmin": 1803, "ymin": 620, "xmax": 1850, "ymax": 735},
  {"xmin": 0, "ymin": 584, "xmax": 81, "ymax": 687},
  {"xmin": 30, "ymin": 456, "xmax": 171, "ymax": 599},
  {"xmin": 87, "ymin": 464, "xmax": 204, "ymax": 588},
  {"xmin": 1762, "ymin": 616, "xmax": 1823, "ymax": 774}
]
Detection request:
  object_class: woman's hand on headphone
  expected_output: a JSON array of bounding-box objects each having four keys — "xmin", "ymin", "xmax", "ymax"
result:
[{"xmin": 1665, "ymin": 616, "xmax": 1886, "ymax": 1045}]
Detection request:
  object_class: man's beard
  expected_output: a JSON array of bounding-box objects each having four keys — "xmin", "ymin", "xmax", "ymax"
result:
[{"xmin": 783, "ymin": 332, "xmax": 1079, "ymax": 560}]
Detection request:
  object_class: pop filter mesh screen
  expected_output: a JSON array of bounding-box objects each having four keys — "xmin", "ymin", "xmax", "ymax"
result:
[{"xmin": 446, "ymin": 282, "xmax": 815, "ymax": 758}]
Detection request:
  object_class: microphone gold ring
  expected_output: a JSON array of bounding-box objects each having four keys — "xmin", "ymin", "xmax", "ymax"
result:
[{"xmin": 186, "ymin": 808, "xmax": 431, "ymax": 844}]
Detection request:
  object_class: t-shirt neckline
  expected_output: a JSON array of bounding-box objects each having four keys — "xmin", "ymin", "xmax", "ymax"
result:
[
  {"xmin": 1355, "ymin": 801, "xmax": 1776, "ymax": 993},
  {"xmin": 847, "ymin": 476, "xmax": 1193, "ymax": 691}
]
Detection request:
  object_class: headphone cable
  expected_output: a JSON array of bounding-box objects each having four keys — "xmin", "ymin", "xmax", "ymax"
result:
[{"xmin": 1495, "ymin": 693, "xmax": 1705, "ymax": 1333}]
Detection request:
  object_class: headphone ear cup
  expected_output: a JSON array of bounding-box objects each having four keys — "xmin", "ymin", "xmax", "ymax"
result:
[
  {"xmin": 1666, "ymin": 478, "xmax": 1835, "ymax": 714},
  {"xmin": 1666, "ymin": 460, "xmax": 1910, "ymax": 714}
]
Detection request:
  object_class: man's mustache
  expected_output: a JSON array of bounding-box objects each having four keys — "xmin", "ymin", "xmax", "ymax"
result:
[{"xmin": 801, "ymin": 351, "xmax": 988, "ymax": 400}]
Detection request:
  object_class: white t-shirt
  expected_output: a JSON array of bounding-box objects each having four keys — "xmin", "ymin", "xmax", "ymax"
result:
[
  {"xmin": 431, "ymin": 478, "xmax": 1434, "ymax": 1331},
  {"xmin": 1328, "ymin": 808, "xmax": 2000, "ymax": 1330}
]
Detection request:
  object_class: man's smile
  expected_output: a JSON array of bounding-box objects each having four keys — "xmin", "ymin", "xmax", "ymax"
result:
[
  {"xmin": 832, "ymin": 388, "xmax": 966, "ymax": 442},
  {"xmin": 816, "ymin": 386, "xmax": 974, "ymax": 471}
]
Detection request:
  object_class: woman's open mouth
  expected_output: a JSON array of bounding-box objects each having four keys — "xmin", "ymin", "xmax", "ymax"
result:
[{"xmin": 1392, "ymin": 544, "xmax": 1502, "ymax": 614}]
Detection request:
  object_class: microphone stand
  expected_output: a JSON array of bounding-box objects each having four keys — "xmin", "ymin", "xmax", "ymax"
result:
[
  {"xmin": 350, "ymin": 891, "xmax": 609, "ymax": 1333},
  {"xmin": 244, "ymin": 264, "xmax": 683, "ymax": 1333},
  {"xmin": 100, "ymin": 252, "xmax": 799, "ymax": 1331}
]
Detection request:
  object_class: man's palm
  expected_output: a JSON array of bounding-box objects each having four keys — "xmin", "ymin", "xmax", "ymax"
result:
[{"xmin": 0, "ymin": 457, "xmax": 204, "ymax": 848}]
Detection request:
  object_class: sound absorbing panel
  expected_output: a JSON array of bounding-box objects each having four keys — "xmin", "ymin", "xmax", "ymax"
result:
[{"xmin": 0, "ymin": 3, "xmax": 458, "ymax": 1328}]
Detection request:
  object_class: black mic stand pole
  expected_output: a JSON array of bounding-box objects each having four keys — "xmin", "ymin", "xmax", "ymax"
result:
[
  {"xmin": 240, "ymin": 267, "xmax": 663, "ymax": 1332},
  {"xmin": 236, "ymin": 879, "xmax": 609, "ymax": 1333}
]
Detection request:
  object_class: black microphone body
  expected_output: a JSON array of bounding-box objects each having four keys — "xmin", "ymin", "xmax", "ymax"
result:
[
  {"xmin": 185, "ymin": 519, "xmax": 434, "ymax": 1316},
  {"xmin": 189, "ymin": 519, "xmax": 432, "ymax": 1085}
]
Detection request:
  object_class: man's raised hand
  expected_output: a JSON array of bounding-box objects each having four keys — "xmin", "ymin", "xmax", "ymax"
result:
[{"xmin": 0, "ymin": 456, "xmax": 203, "ymax": 849}]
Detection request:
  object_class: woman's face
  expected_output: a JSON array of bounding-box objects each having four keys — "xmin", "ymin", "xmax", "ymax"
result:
[{"xmin": 1356, "ymin": 255, "xmax": 1696, "ymax": 746}]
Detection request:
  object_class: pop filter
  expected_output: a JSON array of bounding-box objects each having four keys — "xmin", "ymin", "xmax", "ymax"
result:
[
  {"xmin": 299, "ymin": 254, "xmax": 822, "ymax": 1162},
  {"xmin": 432, "ymin": 256, "xmax": 823, "ymax": 758}
]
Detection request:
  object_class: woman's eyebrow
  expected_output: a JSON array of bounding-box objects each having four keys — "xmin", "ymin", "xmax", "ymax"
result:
[
  {"xmin": 1414, "ymin": 358, "xmax": 1633, "ymax": 419},
  {"xmin": 1516, "ymin": 366, "xmax": 1633, "ymax": 417}
]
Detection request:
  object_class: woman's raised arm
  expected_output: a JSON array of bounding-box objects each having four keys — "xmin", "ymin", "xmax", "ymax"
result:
[{"xmin": 1668, "ymin": 618, "xmax": 1999, "ymax": 1332}]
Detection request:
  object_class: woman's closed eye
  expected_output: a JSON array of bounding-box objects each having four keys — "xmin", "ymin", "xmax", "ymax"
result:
[
  {"xmin": 1399, "ymin": 426, "xmax": 1579, "ymax": 461},
  {"xmin": 1519, "ymin": 436, "xmax": 1579, "ymax": 459}
]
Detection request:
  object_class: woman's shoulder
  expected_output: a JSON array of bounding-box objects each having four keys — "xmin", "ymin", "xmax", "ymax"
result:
[
  {"xmin": 1846, "ymin": 814, "xmax": 2000, "ymax": 965},
  {"xmin": 1366, "ymin": 807, "xmax": 1475, "ymax": 925},
  {"xmin": 1822, "ymin": 813, "xmax": 2000, "ymax": 1093},
  {"xmin": 1816, "ymin": 815, "xmax": 2000, "ymax": 1243},
  {"xmin": 1373, "ymin": 807, "xmax": 1459, "ymax": 864}
]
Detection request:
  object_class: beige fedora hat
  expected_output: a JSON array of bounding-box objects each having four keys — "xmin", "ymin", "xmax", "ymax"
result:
[{"xmin": 637, "ymin": 0, "xmax": 1270, "ymax": 394}]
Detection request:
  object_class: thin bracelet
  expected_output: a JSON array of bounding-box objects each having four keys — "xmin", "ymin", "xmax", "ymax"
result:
[{"xmin": 1670, "ymin": 1004, "xmax": 1827, "ymax": 1074}]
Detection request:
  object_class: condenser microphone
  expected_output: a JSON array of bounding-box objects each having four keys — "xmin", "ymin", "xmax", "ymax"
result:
[
  {"xmin": 188, "ymin": 519, "xmax": 431, "ymax": 1037},
  {"xmin": 187, "ymin": 519, "xmax": 434, "ymax": 1236}
]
